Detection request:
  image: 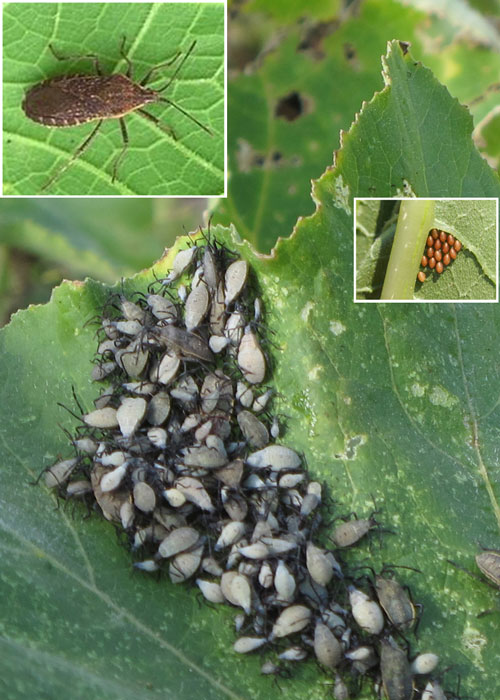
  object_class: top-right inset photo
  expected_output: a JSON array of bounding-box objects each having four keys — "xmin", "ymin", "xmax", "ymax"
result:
[{"xmin": 355, "ymin": 198, "xmax": 498, "ymax": 302}]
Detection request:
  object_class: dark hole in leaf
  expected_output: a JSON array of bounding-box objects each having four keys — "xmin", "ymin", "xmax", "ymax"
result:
[
  {"xmin": 399, "ymin": 41, "xmax": 411, "ymax": 55},
  {"xmin": 236, "ymin": 139, "xmax": 301, "ymax": 172},
  {"xmin": 343, "ymin": 43, "xmax": 356, "ymax": 60},
  {"xmin": 275, "ymin": 92, "xmax": 303, "ymax": 121},
  {"xmin": 297, "ymin": 20, "xmax": 337, "ymax": 58}
]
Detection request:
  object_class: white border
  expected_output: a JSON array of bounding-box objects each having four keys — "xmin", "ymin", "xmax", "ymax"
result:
[
  {"xmin": 0, "ymin": 3, "xmax": 3, "ymax": 190},
  {"xmin": 1, "ymin": 0, "xmax": 227, "ymax": 199},
  {"xmin": 354, "ymin": 197, "xmax": 499, "ymax": 304}
]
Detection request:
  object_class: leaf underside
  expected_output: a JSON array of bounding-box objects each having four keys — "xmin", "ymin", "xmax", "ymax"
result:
[{"xmin": 356, "ymin": 198, "xmax": 497, "ymax": 300}]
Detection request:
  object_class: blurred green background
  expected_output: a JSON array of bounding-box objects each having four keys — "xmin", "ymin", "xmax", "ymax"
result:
[
  {"xmin": 0, "ymin": 198, "xmax": 208, "ymax": 324},
  {"xmin": 1, "ymin": 0, "xmax": 499, "ymax": 323}
]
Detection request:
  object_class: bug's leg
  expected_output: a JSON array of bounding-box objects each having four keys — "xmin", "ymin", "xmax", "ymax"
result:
[
  {"xmin": 153, "ymin": 40, "xmax": 197, "ymax": 93},
  {"xmin": 112, "ymin": 118, "xmax": 129, "ymax": 183},
  {"xmin": 447, "ymin": 559, "xmax": 498, "ymax": 591},
  {"xmin": 40, "ymin": 119, "xmax": 103, "ymax": 192},
  {"xmin": 140, "ymin": 51, "xmax": 182, "ymax": 87},
  {"xmin": 119, "ymin": 36, "xmax": 134, "ymax": 79},
  {"xmin": 48, "ymin": 44, "xmax": 103, "ymax": 75},
  {"xmin": 136, "ymin": 109, "xmax": 177, "ymax": 140},
  {"xmin": 157, "ymin": 97, "xmax": 213, "ymax": 135}
]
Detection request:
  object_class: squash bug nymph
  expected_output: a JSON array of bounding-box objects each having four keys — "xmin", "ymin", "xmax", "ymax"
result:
[{"xmin": 22, "ymin": 37, "xmax": 213, "ymax": 191}]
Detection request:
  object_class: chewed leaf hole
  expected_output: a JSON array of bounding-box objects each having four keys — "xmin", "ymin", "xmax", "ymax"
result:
[
  {"xmin": 236, "ymin": 139, "xmax": 302, "ymax": 173},
  {"xmin": 275, "ymin": 91, "xmax": 307, "ymax": 121}
]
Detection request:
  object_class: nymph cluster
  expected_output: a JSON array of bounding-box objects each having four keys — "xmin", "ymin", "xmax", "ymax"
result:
[{"xmin": 44, "ymin": 235, "xmax": 449, "ymax": 699}]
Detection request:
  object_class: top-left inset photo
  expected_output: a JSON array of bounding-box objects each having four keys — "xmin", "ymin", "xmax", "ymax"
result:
[{"xmin": 3, "ymin": 2, "xmax": 225, "ymax": 196}]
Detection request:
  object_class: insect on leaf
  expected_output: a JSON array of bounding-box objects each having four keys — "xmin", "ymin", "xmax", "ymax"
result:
[{"xmin": 4, "ymin": 2, "xmax": 224, "ymax": 196}]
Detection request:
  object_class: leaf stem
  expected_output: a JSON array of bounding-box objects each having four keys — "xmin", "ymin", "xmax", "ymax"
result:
[{"xmin": 380, "ymin": 200, "xmax": 435, "ymax": 300}]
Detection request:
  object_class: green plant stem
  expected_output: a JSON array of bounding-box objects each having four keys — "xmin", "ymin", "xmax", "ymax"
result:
[{"xmin": 380, "ymin": 200, "xmax": 435, "ymax": 300}]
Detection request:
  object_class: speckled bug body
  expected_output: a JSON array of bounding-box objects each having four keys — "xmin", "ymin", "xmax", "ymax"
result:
[
  {"xmin": 22, "ymin": 38, "xmax": 212, "ymax": 191},
  {"xmin": 23, "ymin": 73, "xmax": 159, "ymax": 127},
  {"xmin": 380, "ymin": 637, "xmax": 413, "ymax": 700},
  {"xmin": 476, "ymin": 550, "xmax": 500, "ymax": 587},
  {"xmin": 375, "ymin": 575, "xmax": 417, "ymax": 631}
]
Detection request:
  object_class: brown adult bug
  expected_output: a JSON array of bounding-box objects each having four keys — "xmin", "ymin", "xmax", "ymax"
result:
[
  {"xmin": 476, "ymin": 550, "xmax": 500, "ymax": 587},
  {"xmin": 379, "ymin": 637, "xmax": 413, "ymax": 700},
  {"xmin": 22, "ymin": 37, "xmax": 213, "ymax": 191},
  {"xmin": 374, "ymin": 575, "xmax": 418, "ymax": 631}
]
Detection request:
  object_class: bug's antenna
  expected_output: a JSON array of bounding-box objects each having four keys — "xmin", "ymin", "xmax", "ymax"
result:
[
  {"xmin": 153, "ymin": 39, "xmax": 213, "ymax": 136},
  {"xmin": 155, "ymin": 40, "xmax": 197, "ymax": 94},
  {"xmin": 157, "ymin": 97, "xmax": 213, "ymax": 135}
]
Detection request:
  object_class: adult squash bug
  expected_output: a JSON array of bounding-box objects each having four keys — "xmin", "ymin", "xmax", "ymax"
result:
[
  {"xmin": 448, "ymin": 549, "xmax": 500, "ymax": 616},
  {"xmin": 22, "ymin": 37, "xmax": 213, "ymax": 191},
  {"xmin": 476, "ymin": 550, "xmax": 500, "ymax": 588},
  {"xmin": 449, "ymin": 550, "xmax": 500, "ymax": 590},
  {"xmin": 379, "ymin": 637, "xmax": 413, "ymax": 700}
]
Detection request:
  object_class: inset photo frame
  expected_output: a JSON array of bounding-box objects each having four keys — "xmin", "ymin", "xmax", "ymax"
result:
[
  {"xmin": 4, "ymin": 1, "xmax": 225, "ymax": 197},
  {"xmin": 354, "ymin": 198, "xmax": 498, "ymax": 303}
]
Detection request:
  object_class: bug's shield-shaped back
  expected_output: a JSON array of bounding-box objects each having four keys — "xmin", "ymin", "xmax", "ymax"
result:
[{"xmin": 23, "ymin": 75, "xmax": 157, "ymax": 126}]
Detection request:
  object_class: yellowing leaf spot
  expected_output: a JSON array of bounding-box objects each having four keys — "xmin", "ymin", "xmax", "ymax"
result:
[{"xmin": 329, "ymin": 320, "xmax": 346, "ymax": 336}]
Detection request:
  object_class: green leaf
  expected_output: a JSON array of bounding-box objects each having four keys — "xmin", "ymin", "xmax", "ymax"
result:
[
  {"xmin": 4, "ymin": 2, "xmax": 224, "ymax": 196},
  {"xmin": 355, "ymin": 199, "xmax": 398, "ymax": 298},
  {"xmin": 429, "ymin": 199, "xmax": 497, "ymax": 294},
  {"xmin": 475, "ymin": 109, "xmax": 500, "ymax": 175},
  {"xmin": 339, "ymin": 43, "xmax": 499, "ymax": 199},
  {"xmin": 0, "ymin": 240, "xmax": 334, "ymax": 700},
  {"xmin": 217, "ymin": 0, "xmax": 500, "ymax": 251},
  {"xmin": 2, "ymin": 40, "xmax": 500, "ymax": 700},
  {"xmin": 0, "ymin": 246, "xmax": 11, "ymax": 323}
]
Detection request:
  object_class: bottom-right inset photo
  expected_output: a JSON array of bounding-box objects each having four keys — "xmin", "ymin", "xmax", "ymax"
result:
[{"xmin": 354, "ymin": 198, "xmax": 498, "ymax": 302}]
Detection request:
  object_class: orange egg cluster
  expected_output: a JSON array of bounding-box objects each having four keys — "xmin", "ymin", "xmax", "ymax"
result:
[{"xmin": 417, "ymin": 229, "xmax": 462, "ymax": 283}]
